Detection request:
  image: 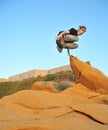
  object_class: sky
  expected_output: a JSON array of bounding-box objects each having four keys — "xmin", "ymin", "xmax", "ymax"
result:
[{"xmin": 0, "ymin": 0, "xmax": 108, "ymax": 79}]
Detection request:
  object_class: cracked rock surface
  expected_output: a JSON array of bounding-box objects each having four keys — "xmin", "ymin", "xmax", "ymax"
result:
[{"xmin": 0, "ymin": 56, "xmax": 108, "ymax": 130}]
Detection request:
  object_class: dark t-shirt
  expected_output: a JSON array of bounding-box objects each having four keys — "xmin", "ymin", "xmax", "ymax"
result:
[
  {"xmin": 69, "ymin": 28, "xmax": 78, "ymax": 36},
  {"xmin": 58, "ymin": 28, "xmax": 78, "ymax": 36}
]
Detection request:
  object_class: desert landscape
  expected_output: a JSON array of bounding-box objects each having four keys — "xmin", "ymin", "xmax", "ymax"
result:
[{"xmin": 0, "ymin": 55, "xmax": 108, "ymax": 130}]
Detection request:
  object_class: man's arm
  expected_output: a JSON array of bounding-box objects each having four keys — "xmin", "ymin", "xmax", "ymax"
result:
[{"xmin": 56, "ymin": 30, "xmax": 70, "ymax": 40}]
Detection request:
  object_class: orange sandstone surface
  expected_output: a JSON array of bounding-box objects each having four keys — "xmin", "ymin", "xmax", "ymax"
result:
[
  {"xmin": 70, "ymin": 56, "xmax": 108, "ymax": 93},
  {"xmin": 0, "ymin": 56, "xmax": 108, "ymax": 130}
]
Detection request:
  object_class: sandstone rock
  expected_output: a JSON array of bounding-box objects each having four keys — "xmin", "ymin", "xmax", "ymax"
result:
[
  {"xmin": 70, "ymin": 56, "xmax": 108, "ymax": 93},
  {"xmin": 31, "ymin": 81, "xmax": 58, "ymax": 93},
  {"xmin": 62, "ymin": 83, "xmax": 100, "ymax": 99},
  {"xmin": 0, "ymin": 89, "xmax": 108, "ymax": 130},
  {"xmin": 0, "ymin": 56, "xmax": 108, "ymax": 130}
]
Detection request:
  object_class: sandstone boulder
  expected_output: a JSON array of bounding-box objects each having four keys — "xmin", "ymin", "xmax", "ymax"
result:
[{"xmin": 70, "ymin": 56, "xmax": 108, "ymax": 93}]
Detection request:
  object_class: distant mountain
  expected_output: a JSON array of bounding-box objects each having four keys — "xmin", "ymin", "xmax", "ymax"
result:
[{"xmin": 0, "ymin": 78, "xmax": 8, "ymax": 82}]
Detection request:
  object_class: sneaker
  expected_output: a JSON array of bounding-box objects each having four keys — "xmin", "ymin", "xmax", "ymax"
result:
[
  {"xmin": 56, "ymin": 40, "xmax": 63, "ymax": 48},
  {"xmin": 57, "ymin": 46, "xmax": 63, "ymax": 53},
  {"xmin": 60, "ymin": 37, "xmax": 65, "ymax": 47}
]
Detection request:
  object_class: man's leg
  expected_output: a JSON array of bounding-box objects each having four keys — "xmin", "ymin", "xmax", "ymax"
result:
[
  {"xmin": 56, "ymin": 37, "xmax": 66, "ymax": 53},
  {"xmin": 56, "ymin": 40, "xmax": 63, "ymax": 48},
  {"xmin": 56, "ymin": 39, "xmax": 63, "ymax": 53},
  {"xmin": 63, "ymin": 34, "xmax": 79, "ymax": 42},
  {"xmin": 64, "ymin": 42, "xmax": 78, "ymax": 49},
  {"xmin": 62, "ymin": 34, "xmax": 79, "ymax": 49}
]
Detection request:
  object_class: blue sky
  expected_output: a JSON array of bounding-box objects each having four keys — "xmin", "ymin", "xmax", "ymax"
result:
[{"xmin": 0, "ymin": 0, "xmax": 108, "ymax": 78}]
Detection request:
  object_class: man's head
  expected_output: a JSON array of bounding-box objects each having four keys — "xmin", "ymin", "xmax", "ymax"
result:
[{"xmin": 77, "ymin": 25, "xmax": 86, "ymax": 36}]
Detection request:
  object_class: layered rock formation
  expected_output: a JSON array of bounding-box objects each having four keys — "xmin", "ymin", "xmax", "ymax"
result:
[
  {"xmin": 0, "ymin": 56, "xmax": 108, "ymax": 130},
  {"xmin": 70, "ymin": 56, "xmax": 108, "ymax": 93}
]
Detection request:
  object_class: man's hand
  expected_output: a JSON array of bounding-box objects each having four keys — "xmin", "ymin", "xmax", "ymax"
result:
[
  {"xmin": 56, "ymin": 30, "xmax": 70, "ymax": 41},
  {"xmin": 56, "ymin": 34, "xmax": 62, "ymax": 40}
]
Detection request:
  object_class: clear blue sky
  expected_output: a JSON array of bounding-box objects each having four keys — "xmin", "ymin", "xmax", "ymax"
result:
[{"xmin": 0, "ymin": 0, "xmax": 108, "ymax": 78}]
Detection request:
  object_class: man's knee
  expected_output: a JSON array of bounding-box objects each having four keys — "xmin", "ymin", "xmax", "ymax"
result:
[
  {"xmin": 64, "ymin": 43, "xmax": 78, "ymax": 49},
  {"xmin": 73, "ymin": 43, "xmax": 78, "ymax": 49}
]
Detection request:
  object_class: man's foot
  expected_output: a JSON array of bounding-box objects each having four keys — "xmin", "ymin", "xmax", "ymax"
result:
[
  {"xmin": 57, "ymin": 46, "xmax": 63, "ymax": 53},
  {"xmin": 56, "ymin": 40, "xmax": 63, "ymax": 48},
  {"xmin": 60, "ymin": 37, "xmax": 65, "ymax": 47}
]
